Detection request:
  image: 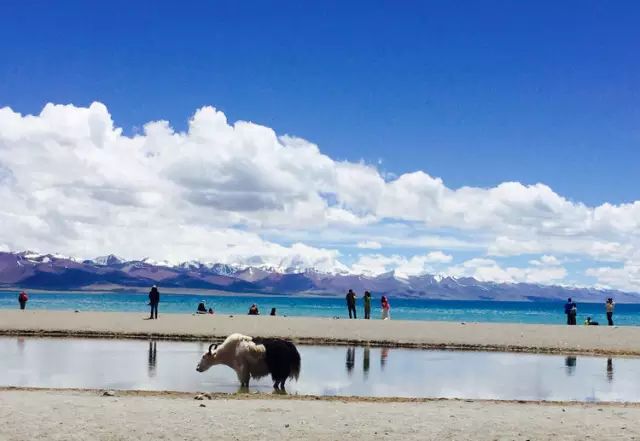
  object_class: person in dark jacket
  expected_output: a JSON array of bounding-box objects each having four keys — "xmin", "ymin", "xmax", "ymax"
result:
[
  {"xmin": 363, "ymin": 291, "xmax": 372, "ymax": 319},
  {"xmin": 346, "ymin": 289, "xmax": 357, "ymax": 319},
  {"xmin": 18, "ymin": 291, "xmax": 28, "ymax": 310},
  {"xmin": 564, "ymin": 298, "xmax": 577, "ymax": 325},
  {"xmin": 148, "ymin": 285, "xmax": 160, "ymax": 319}
]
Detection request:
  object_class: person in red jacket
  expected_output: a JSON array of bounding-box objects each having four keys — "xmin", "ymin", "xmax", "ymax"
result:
[{"xmin": 18, "ymin": 291, "xmax": 28, "ymax": 310}]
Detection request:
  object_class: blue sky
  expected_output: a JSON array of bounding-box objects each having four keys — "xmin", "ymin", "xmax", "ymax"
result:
[
  {"xmin": 2, "ymin": 0, "xmax": 639, "ymax": 204},
  {"xmin": 0, "ymin": 1, "xmax": 639, "ymax": 290}
]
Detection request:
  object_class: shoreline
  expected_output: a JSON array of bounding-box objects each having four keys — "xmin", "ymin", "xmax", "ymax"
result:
[
  {"xmin": 0, "ymin": 286, "xmax": 342, "ymax": 298},
  {"xmin": 3, "ymin": 287, "xmax": 640, "ymax": 304},
  {"xmin": 4, "ymin": 386, "xmax": 640, "ymax": 406},
  {"xmin": 1, "ymin": 389, "xmax": 638, "ymax": 440},
  {"xmin": 2, "ymin": 310, "xmax": 640, "ymax": 356}
]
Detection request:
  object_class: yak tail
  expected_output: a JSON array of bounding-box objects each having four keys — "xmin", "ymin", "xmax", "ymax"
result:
[{"xmin": 289, "ymin": 342, "xmax": 301, "ymax": 380}]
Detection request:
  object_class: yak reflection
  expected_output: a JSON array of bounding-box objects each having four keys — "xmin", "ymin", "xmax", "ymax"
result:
[
  {"xmin": 606, "ymin": 358, "xmax": 613, "ymax": 382},
  {"xmin": 148, "ymin": 341, "xmax": 157, "ymax": 378},
  {"xmin": 346, "ymin": 347, "xmax": 355, "ymax": 375},
  {"xmin": 564, "ymin": 356, "xmax": 576, "ymax": 376}
]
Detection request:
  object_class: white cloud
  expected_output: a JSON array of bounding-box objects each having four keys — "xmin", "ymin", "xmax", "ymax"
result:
[
  {"xmin": 350, "ymin": 251, "xmax": 453, "ymax": 277},
  {"xmin": 586, "ymin": 261, "xmax": 640, "ymax": 292},
  {"xmin": 446, "ymin": 258, "xmax": 568, "ymax": 285},
  {"xmin": 356, "ymin": 240, "xmax": 382, "ymax": 249},
  {"xmin": 529, "ymin": 255, "xmax": 562, "ymax": 266},
  {"xmin": 0, "ymin": 101, "xmax": 639, "ymax": 288}
]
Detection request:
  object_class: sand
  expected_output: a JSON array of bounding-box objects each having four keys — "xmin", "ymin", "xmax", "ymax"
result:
[
  {"xmin": 0, "ymin": 389, "xmax": 638, "ymax": 440},
  {"xmin": 1, "ymin": 309, "xmax": 639, "ymax": 355}
]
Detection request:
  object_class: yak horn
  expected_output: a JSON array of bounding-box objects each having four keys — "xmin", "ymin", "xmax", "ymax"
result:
[{"xmin": 208, "ymin": 343, "xmax": 218, "ymax": 353}]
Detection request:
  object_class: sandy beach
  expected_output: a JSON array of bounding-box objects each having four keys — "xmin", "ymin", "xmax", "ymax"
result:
[
  {"xmin": 1, "ymin": 309, "xmax": 640, "ymax": 355},
  {"xmin": 0, "ymin": 389, "xmax": 638, "ymax": 440}
]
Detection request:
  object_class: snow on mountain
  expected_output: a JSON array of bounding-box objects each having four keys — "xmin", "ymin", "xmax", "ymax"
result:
[
  {"xmin": 93, "ymin": 254, "xmax": 124, "ymax": 266},
  {"xmin": 1, "ymin": 250, "xmax": 639, "ymax": 301}
]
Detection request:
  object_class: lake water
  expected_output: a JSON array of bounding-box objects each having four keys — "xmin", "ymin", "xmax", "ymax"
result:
[
  {"xmin": 1, "ymin": 290, "xmax": 638, "ymax": 325},
  {"xmin": 1, "ymin": 337, "xmax": 638, "ymax": 402}
]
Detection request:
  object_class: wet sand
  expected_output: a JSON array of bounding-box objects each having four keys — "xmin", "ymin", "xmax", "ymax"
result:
[
  {"xmin": 1, "ymin": 310, "xmax": 639, "ymax": 355},
  {"xmin": 0, "ymin": 389, "xmax": 638, "ymax": 440}
]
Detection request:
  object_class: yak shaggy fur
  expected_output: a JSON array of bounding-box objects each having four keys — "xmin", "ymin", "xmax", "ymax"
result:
[{"xmin": 196, "ymin": 333, "xmax": 301, "ymax": 389}]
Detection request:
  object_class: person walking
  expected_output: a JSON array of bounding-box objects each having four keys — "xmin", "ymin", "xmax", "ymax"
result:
[
  {"xmin": 18, "ymin": 291, "xmax": 28, "ymax": 310},
  {"xmin": 606, "ymin": 298, "xmax": 615, "ymax": 326},
  {"xmin": 381, "ymin": 295, "xmax": 391, "ymax": 320},
  {"xmin": 564, "ymin": 298, "xmax": 577, "ymax": 325},
  {"xmin": 148, "ymin": 285, "xmax": 160, "ymax": 319},
  {"xmin": 346, "ymin": 289, "xmax": 357, "ymax": 319},
  {"xmin": 363, "ymin": 291, "xmax": 372, "ymax": 319}
]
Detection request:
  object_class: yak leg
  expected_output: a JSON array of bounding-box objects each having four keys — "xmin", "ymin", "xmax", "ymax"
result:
[{"xmin": 236, "ymin": 364, "xmax": 251, "ymax": 387}]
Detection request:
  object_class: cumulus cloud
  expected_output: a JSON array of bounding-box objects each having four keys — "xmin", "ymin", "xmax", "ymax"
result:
[
  {"xmin": 586, "ymin": 261, "xmax": 640, "ymax": 292},
  {"xmin": 0, "ymin": 102, "xmax": 639, "ymax": 289},
  {"xmin": 447, "ymin": 258, "xmax": 568, "ymax": 285},
  {"xmin": 350, "ymin": 251, "xmax": 453, "ymax": 277}
]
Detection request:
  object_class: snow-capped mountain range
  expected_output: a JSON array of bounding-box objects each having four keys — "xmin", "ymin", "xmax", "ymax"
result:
[{"xmin": 1, "ymin": 251, "xmax": 638, "ymax": 302}]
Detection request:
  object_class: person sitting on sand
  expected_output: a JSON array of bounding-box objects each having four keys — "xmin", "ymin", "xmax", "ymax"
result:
[
  {"xmin": 196, "ymin": 301, "xmax": 207, "ymax": 314},
  {"xmin": 208, "ymin": 308, "xmax": 214, "ymax": 315},
  {"xmin": 248, "ymin": 304, "xmax": 260, "ymax": 315},
  {"xmin": 584, "ymin": 316, "xmax": 599, "ymax": 326},
  {"xmin": 381, "ymin": 295, "xmax": 391, "ymax": 320}
]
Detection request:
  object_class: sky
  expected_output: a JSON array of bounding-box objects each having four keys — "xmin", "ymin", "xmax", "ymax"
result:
[{"xmin": 0, "ymin": 1, "xmax": 639, "ymax": 291}]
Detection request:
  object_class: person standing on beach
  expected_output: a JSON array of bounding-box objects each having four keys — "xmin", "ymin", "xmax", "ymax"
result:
[
  {"xmin": 564, "ymin": 297, "xmax": 577, "ymax": 325},
  {"xmin": 148, "ymin": 285, "xmax": 160, "ymax": 319},
  {"xmin": 363, "ymin": 291, "xmax": 372, "ymax": 319},
  {"xmin": 381, "ymin": 295, "xmax": 391, "ymax": 320},
  {"xmin": 606, "ymin": 298, "xmax": 615, "ymax": 326},
  {"xmin": 346, "ymin": 289, "xmax": 357, "ymax": 319},
  {"xmin": 18, "ymin": 291, "xmax": 28, "ymax": 310}
]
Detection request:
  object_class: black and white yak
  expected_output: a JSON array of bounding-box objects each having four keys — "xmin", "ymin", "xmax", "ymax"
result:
[{"xmin": 196, "ymin": 333, "xmax": 301, "ymax": 390}]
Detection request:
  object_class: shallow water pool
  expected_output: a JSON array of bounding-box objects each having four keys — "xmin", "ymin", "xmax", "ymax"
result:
[{"xmin": 0, "ymin": 337, "xmax": 638, "ymax": 402}]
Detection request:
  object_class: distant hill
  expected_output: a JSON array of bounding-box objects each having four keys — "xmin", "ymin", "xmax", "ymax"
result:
[{"xmin": 1, "ymin": 251, "xmax": 637, "ymax": 302}]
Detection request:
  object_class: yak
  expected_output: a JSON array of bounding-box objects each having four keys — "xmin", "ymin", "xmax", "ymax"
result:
[{"xmin": 196, "ymin": 333, "xmax": 301, "ymax": 390}]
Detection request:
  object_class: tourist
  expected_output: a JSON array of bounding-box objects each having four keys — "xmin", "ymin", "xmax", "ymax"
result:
[
  {"xmin": 208, "ymin": 308, "xmax": 214, "ymax": 315},
  {"xmin": 18, "ymin": 291, "xmax": 28, "ymax": 310},
  {"xmin": 381, "ymin": 295, "xmax": 391, "ymax": 320},
  {"xmin": 196, "ymin": 301, "xmax": 207, "ymax": 314},
  {"xmin": 564, "ymin": 298, "xmax": 577, "ymax": 325},
  {"xmin": 248, "ymin": 304, "xmax": 260, "ymax": 315},
  {"xmin": 363, "ymin": 291, "xmax": 372, "ymax": 319},
  {"xmin": 606, "ymin": 298, "xmax": 615, "ymax": 326},
  {"xmin": 346, "ymin": 289, "xmax": 357, "ymax": 319},
  {"xmin": 270, "ymin": 307, "xmax": 276, "ymax": 316},
  {"xmin": 584, "ymin": 316, "xmax": 599, "ymax": 326},
  {"xmin": 148, "ymin": 285, "xmax": 160, "ymax": 319}
]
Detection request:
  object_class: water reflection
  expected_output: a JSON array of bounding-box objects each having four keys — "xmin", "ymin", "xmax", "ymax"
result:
[
  {"xmin": 148, "ymin": 341, "xmax": 157, "ymax": 378},
  {"xmin": 3, "ymin": 337, "xmax": 640, "ymax": 402},
  {"xmin": 346, "ymin": 347, "xmax": 355, "ymax": 375},
  {"xmin": 363, "ymin": 347, "xmax": 370, "ymax": 378},
  {"xmin": 16, "ymin": 337, "xmax": 25, "ymax": 355},
  {"xmin": 381, "ymin": 347, "xmax": 389, "ymax": 370},
  {"xmin": 564, "ymin": 356, "xmax": 577, "ymax": 376}
]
